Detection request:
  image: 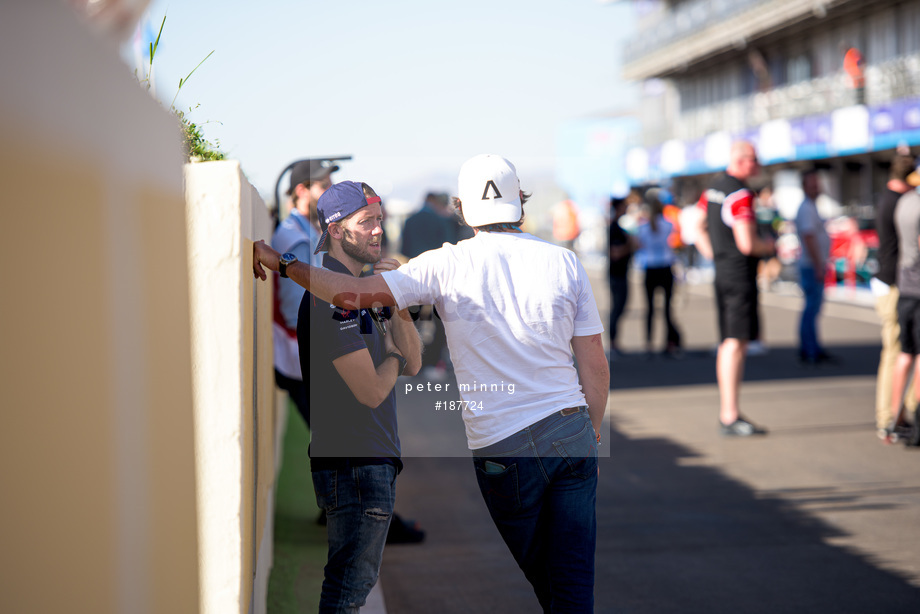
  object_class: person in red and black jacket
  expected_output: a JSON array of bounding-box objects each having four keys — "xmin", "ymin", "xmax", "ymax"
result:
[{"xmin": 695, "ymin": 141, "xmax": 775, "ymax": 437}]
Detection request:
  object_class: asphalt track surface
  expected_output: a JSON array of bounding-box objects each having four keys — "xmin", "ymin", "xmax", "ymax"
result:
[{"xmin": 378, "ymin": 274, "xmax": 920, "ymax": 613}]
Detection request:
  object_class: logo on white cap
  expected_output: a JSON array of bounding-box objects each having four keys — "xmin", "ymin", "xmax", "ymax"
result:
[
  {"xmin": 458, "ymin": 154, "xmax": 522, "ymax": 227},
  {"xmin": 482, "ymin": 180, "xmax": 503, "ymax": 200}
]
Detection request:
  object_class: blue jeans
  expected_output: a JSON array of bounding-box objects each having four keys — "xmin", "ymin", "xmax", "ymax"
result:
[
  {"xmin": 472, "ymin": 408, "xmax": 598, "ymax": 614},
  {"xmin": 799, "ymin": 266, "xmax": 825, "ymax": 359},
  {"xmin": 312, "ymin": 463, "xmax": 397, "ymax": 614}
]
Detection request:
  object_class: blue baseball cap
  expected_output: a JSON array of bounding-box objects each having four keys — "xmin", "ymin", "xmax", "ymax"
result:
[{"xmin": 313, "ymin": 181, "xmax": 381, "ymax": 254}]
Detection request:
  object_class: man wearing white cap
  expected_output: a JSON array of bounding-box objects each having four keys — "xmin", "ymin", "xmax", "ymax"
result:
[{"xmin": 254, "ymin": 155, "xmax": 609, "ymax": 612}]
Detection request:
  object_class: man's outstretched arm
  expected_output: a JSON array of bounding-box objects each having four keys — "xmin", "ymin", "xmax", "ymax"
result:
[{"xmin": 253, "ymin": 240, "xmax": 396, "ymax": 309}]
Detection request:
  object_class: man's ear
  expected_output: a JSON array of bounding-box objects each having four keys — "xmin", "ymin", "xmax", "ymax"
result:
[{"xmin": 328, "ymin": 222, "xmax": 343, "ymax": 240}]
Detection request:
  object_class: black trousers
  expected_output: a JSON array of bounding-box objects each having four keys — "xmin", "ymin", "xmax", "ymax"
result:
[
  {"xmin": 609, "ymin": 275, "xmax": 629, "ymax": 346},
  {"xmin": 644, "ymin": 266, "xmax": 681, "ymax": 347}
]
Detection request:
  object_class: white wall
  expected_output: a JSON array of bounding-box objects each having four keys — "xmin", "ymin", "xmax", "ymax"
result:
[
  {"xmin": 1, "ymin": 4, "xmax": 281, "ymax": 614},
  {"xmin": 1, "ymin": 2, "xmax": 199, "ymax": 612},
  {"xmin": 185, "ymin": 161, "xmax": 276, "ymax": 614}
]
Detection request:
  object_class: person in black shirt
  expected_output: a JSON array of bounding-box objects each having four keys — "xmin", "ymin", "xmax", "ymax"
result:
[
  {"xmin": 400, "ymin": 192, "xmax": 459, "ymax": 376},
  {"xmin": 608, "ymin": 196, "xmax": 634, "ymax": 357},
  {"xmin": 873, "ymin": 153, "xmax": 917, "ymax": 440},
  {"xmin": 695, "ymin": 142, "xmax": 775, "ymax": 437}
]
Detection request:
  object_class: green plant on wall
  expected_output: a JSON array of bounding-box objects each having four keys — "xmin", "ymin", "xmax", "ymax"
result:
[
  {"xmin": 137, "ymin": 14, "xmax": 224, "ymax": 162},
  {"xmin": 176, "ymin": 106, "xmax": 224, "ymax": 162}
]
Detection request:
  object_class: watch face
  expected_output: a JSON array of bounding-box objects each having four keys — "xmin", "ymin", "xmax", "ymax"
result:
[{"xmin": 279, "ymin": 252, "xmax": 297, "ymax": 278}]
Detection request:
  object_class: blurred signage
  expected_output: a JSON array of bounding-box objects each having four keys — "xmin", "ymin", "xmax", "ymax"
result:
[
  {"xmin": 629, "ymin": 96, "xmax": 920, "ymax": 184},
  {"xmin": 759, "ymin": 119, "xmax": 795, "ymax": 163},
  {"xmin": 830, "ymin": 105, "xmax": 870, "ymax": 154},
  {"xmin": 703, "ymin": 131, "xmax": 731, "ymax": 169}
]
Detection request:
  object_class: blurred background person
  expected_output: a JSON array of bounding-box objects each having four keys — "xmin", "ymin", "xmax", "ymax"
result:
[
  {"xmin": 272, "ymin": 159, "xmax": 338, "ymax": 428},
  {"xmin": 401, "ymin": 192, "xmax": 454, "ymax": 259},
  {"xmin": 842, "ymin": 42, "xmax": 865, "ymax": 105},
  {"xmin": 755, "ymin": 185, "xmax": 783, "ymax": 292},
  {"xmin": 695, "ymin": 141, "xmax": 774, "ymax": 436},
  {"xmin": 608, "ymin": 195, "xmax": 634, "ymax": 359},
  {"xmin": 552, "ymin": 198, "xmax": 581, "ymax": 251},
  {"xmin": 873, "ymin": 153, "xmax": 918, "ymax": 439},
  {"xmin": 400, "ymin": 192, "xmax": 459, "ymax": 379},
  {"xmin": 795, "ymin": 169, "xmax": 833, "ymax": 365},
  {"xmin": 635, "ymin": 188, "xmax": 682, "ymax": 357},
  {"xmin": 885, "ymin": 159, "xmax": 920, "ymax": 443},
  {"xmin": 679, "ymin": 195, "xmax": 707, "ymax": 283},
  {"xmin": 661, "ymin": 190, "xmax": 684, "ymax": 265}
]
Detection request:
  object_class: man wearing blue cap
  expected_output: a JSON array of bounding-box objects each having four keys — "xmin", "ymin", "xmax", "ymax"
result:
[
  {"xmin": 286, "ymin": 180, "xmax": 421, "ymax": 612},
  {"xmin": 256, "ymin": 156, "xmax": 609, "ymax": 613}
]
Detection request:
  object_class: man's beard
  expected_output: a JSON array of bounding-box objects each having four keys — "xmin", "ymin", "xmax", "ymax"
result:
[{"xmin": 341, "ymin": 228, "xmax": 381, "ymax": 264}]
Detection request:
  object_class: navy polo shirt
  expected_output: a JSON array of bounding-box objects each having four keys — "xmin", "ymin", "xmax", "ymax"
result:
[{"xmin": 298, "ymin": 254, "xmax": 401, "ymax": 472}]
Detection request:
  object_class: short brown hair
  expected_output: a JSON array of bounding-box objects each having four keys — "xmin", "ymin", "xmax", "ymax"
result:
[
  {"xmin": 890, "ymin": 155, "xmax": 915, "ymax": 182},
  {"xmin": 452, "ymin": 192, "xmax": 532, "ymax": 232}
]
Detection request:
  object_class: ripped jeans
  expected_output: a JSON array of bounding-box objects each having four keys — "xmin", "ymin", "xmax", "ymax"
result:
[{"xmin": 312, "ymin": 463, "xmax": 397, "ymax": 614}]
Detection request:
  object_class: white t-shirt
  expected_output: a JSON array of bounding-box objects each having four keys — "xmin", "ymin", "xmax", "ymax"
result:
[
  {"xmin": 380, "ymin": 231, "xmax": 604, "ymax": 449},
  {"xmin": 679, "ymin": 204, "xmax": 702, "ymax": 246},
  {"xmin": 794, "ymin": 197, "xmax": 829, "ymax": 268}
]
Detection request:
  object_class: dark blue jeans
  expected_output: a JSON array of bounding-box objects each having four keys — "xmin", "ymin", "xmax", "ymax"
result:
[
  {"xmin": 473, "ymin": 408, "xmax": 598, "ymax": 613},
  {"xmin": 799, "ymin": 266, "xmax": 825, "ymax": 359},
  {"xmin": 312, "ymin": 463, "xmax": 397, "ymax": 614}
]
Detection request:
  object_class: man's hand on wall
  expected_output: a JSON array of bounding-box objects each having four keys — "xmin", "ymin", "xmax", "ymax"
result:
[{"xmin": 253, "ymin": 240, "xmax": 280, "ymax": 280}]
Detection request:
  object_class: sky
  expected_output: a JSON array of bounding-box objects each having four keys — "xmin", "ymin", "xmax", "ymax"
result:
[{"xmin": 127, "ymin": 0, "xmax": 638, "ymax": 210}]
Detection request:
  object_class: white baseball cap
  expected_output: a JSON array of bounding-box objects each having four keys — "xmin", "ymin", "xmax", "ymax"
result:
[{"xmin": 457, "ymin": 154, "xmax": 522, "ymax": 227}]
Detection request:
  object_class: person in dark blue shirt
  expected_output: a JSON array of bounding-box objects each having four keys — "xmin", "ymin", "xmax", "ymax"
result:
[
  {"xmin": 295, "ymin": 180, "xmax": 422, "ymax": 612},
  {"xmin": 400, "ymin": 192, "xmax": 468, "ymax": 376}
]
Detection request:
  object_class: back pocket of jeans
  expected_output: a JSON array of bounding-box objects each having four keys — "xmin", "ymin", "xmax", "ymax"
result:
[
  {"xmin": 311, "ymin": 470, "xmax": 337, "ymax": 510},
  {"xmin": 552, "ymin": 421, "xmax": 598, "ymax": 480},
  {"xmin": 474, "ymin": 461, "xmax": 522, "ymax": 517}
]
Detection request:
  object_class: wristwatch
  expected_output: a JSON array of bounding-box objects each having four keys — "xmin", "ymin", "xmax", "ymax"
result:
[
  {"xmin": 279, "ymin": 252, "xmax": 297, "ymax": 278},
  {"xmin": 386, "ymin": 352, "xmax": 408, "ymax": 376}
]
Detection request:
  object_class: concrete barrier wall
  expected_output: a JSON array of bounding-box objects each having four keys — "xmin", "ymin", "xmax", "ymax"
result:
[
  {"xmin": 0, "ymin": 2, "xmax": 199, "ymax": 612},
  {"xmin": 1, "ymin": 3, "xmax": 280, "ymax": 613},
  {"xmin": 185, "ymin": 161, "xmax": 276, "ymax": 614}
]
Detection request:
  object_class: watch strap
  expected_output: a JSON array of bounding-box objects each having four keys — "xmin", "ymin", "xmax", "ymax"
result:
[{"xmin": 386, "ymin": 352, "xmax": 407, "ymax": 376}]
